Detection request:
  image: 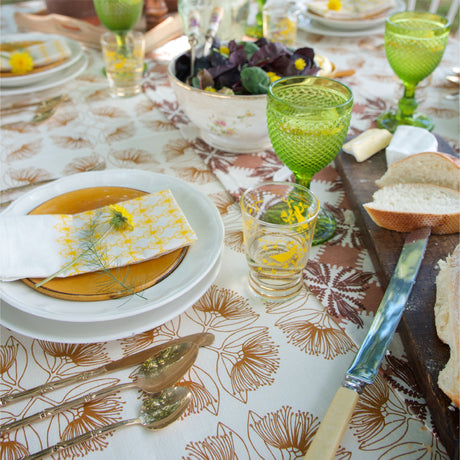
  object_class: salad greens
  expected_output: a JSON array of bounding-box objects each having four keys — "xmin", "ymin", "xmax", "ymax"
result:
[{"xmin": 174, "ymin": 38, "xmax": 319, "ymax": 95}]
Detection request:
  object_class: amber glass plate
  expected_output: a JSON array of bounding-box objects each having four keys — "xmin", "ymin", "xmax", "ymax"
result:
[{"xmin": 22, "ymin": 186, "xmax": 187, "ymax": 301}]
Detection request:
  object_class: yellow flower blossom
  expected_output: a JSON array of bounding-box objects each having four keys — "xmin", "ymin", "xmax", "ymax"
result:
[
  {"xmin": 295, "ymin": 58, "xmax": 306, "ymax": 71},
  {"xmin": 328, "ymin": 0, "xmax": 342, "ymax": 10},
  {"xmin": 108, "ymin": 204, "xmax": 134, "ymax": 231},
  {"xmin": 267, "ymin": 71, "xmax": 280, "ymax": 83},
  {"xmin": 9, "ymin": 51, "xmax": 34, "ymax": 74},
  {"xmin": 219, "ymin": 45, "xmax": 230, "ymax": 56},
  {"xmin": 205, "ymin": 86, "xmax": 217, "ymax": 92}
]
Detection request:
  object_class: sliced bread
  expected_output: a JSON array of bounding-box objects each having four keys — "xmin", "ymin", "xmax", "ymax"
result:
[
  {"xmin": 376, "ymin": 151, "xmax": 460, "ymax": 191},
  {"xmin": 435, "ymin": 244, "xmax": 460, "ymax": 407},
  {"xmin": 363, "ymin": 183, "xmax": 460, "ymax": 234}
]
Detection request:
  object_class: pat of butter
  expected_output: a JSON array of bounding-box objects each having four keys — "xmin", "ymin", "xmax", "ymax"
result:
[
  {"xmin": 343, "ymin": 129, "xmax": 393, "ymax": 162},
  {"xmin": 385, "ymin": 125, "xmax": 438, "ymax": 165}
]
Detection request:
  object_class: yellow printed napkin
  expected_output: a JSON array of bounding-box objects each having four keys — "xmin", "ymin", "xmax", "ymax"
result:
[
  {"xmin": 307, "ymin": 0, "xmax": 396, "ymax": 20},
  {"xmin": 0, "ymin": 38, "xmax": 72, "ymax": 72},
  {"xmin": 0, "ymin": 190, "xmax": 197, "ymax": 282}
]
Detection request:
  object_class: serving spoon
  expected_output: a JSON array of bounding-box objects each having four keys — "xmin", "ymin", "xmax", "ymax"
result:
[
  {"xmin": 21, "ymin": 386, "xmax": 191, "ymax": 460},
  {"xmin": 0, "ymin": 342, "xmax": 198, "ymax": 436}
]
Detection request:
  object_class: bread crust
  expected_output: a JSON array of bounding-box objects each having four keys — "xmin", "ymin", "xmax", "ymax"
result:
[
  {"xmin": 435, "ymin": 245, "xmax": 460, "ymax": 407},
  {"xmin": 363, "ymin": 206, "xmax": 460, "ymax": 234},
  {"xmin": 363, "ymin": 183, "xmax": 460, "ymax": 234},
  {"xmin": 376, "ymin": 151, "xmax": 460, "ymax": 191}
]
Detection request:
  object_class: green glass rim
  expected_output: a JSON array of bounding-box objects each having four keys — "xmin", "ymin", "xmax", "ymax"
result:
[
  {"xmin": 386, "ymin": 11, "xmax": 450, "ymax": 32},
  {"xmin": 268, "ymin": 75, "xmax": 353, "ymax": 111}
]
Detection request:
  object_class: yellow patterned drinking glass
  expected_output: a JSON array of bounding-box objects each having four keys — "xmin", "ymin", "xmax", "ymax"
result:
[
  {"xmin": 101, "ymin": 31, "xmax": 145, "ymax": 97},
  {"xmin": 240, "ymin": 182, "xmax": 319, "ymax": 301}
]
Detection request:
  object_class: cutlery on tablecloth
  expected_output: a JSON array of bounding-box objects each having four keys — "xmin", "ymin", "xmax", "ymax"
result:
[
  {"xmin": 0, "ymin": 341, "xmax": 199, "ymax": 435},
  {"xmin": 0, "ymin": 332, "xmax": 214, "ymax": 407},
  {"xmin": 0, "ymin": 160, "xmax": 107, "ymax": 209},
  {"xmin": 304, "ymin": 227, "xmax": 430, "ymax": 460},
  {"xmin": 0, "ymin": 95, "xmax": 67, "ymax": 115},
  {"xmin": 21, "ymin": 386, "xmax": 191, "ymax": 460},
  {"xmin": 0, "ymin": 95, "xmax": 69, "ymax": 129}
]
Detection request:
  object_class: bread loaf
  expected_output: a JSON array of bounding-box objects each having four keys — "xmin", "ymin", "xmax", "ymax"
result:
[
  {"xmin": 363, "ymin": 183, "xmax": 460, "ymax": 234},
  {"xmin": 435, "ymin": 244, "xmax": 460, "ymax": 407},
  {"xmin": 376, "ymin": 151, "xmax": 460, "ymax": 191}
]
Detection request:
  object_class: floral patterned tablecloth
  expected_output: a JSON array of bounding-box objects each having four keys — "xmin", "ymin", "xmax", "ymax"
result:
[{"xmin": 1, "ymin": 2, "xmax": 459, "ymax": 459}]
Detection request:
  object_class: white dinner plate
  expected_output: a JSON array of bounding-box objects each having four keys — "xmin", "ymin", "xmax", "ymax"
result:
[
  {"xmin": 0, "ymin": 169, "xmax": 224, "ymax": 323},
  {"xmin": 0, "ymin": 249, "xmax": 223, "ymax": 343},
  {"xmin": 300, "ymin": 0, "xmax": 405, "ymax": 35},
  {"xmin": 0, "ymin": 33, "xmax": 83, "ymax": 87},
  {"xmin": 299, "ymin": 17, "xmax": 385, "ymax": 36},
  {"xmin": 0, "ymin": 52, "xmax": 88, "ymax": 96}
]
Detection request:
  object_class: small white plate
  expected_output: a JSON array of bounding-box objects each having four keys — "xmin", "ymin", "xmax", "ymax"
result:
[
  {"xmin": 0, "ymin": 53, "xmax": 88, "ymax": 96},
  {"xmin": 0, "ymin": 33, "xmax": 83, "ymax": 87},
  {"xmin": 0, "ymin": 169, "xmax": 224, "ymax": 323},
  {"xmin": 301, "ymin": 0, "xmax": 405, "ymax": 33},
  {"xmin": 0, "ymin": 249, "xmax": 223, "ymax": 343}
]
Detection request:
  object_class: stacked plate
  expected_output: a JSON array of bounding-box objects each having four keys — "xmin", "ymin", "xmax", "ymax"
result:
[
  {"xmin": 299, "ymin": 0, "xmax": 405, "ymax": 36},
  {"xmin": 0, "ymin": 170, "xmax": 224, "ymax": 343},
  {"xmin": 0, "ymin": 33, "xmax": 88, "ymax": 96}
]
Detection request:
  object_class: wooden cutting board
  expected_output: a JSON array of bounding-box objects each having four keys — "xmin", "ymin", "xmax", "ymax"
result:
[{"xmin": 335, "ymin": 140, "xmax": 459, "ymax": 459}]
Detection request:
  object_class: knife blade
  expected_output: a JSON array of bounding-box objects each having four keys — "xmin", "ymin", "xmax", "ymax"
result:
[
  {"xmin": 0, "ymin": 332, "xmax": 214, "ymax": 407},
  {"xmin": 304, "ymin": 227, "xmax": 431, "ymax": 460}
]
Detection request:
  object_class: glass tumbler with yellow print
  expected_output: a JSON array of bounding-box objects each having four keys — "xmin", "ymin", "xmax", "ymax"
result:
[
  {"xmin": 240, "ymin": 182, "xmax": 319, "ymax": 301},
  {"xmin": 262, "ymin": 0, "xmax": 299, "ymax": 46},
  {"xmin": 101, "ymin": 31, "xmax": 145, "ymax": 97}
]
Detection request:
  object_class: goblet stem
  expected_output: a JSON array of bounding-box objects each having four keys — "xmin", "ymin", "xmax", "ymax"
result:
[
  {"xmin": 294, "ymin": 174, "xmax": 312, "ymax": 190},
  {"xmin": 397, "ymin": 82, "xmax": 418, "ymax": 122},
  {"xmin": 293, "ymin": 174, "xmax": 336, "ymax": 246},
  {"xmin": 115, "ymin": 31, "xmax": 128, "ymax": 51}
]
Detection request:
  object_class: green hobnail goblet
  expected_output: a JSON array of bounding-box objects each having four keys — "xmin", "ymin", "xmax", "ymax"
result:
[
  {"xmin": 93, "ymin": 0, "xmax": 144, "ymax": 46},
  {"xmin": 267, "ymin": 76, "xmax": 353, "ymax": 245},
  {"xmin": 377, "ymin": 11, "xmax": 450, "ymax": 133}
]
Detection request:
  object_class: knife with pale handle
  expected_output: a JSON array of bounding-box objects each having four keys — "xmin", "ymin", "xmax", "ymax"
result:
[
  {"xmin": 0, "ymin": 332, "xmax": 214, "ymax": 407},
  {"xmin": 304, "ymin": 227, "xmax": 431, "ymax": 459}
]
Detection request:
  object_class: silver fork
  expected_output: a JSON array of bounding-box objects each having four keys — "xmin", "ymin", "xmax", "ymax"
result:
[
  {"xmin": 0, "ymin": 161, "xmax": 107, "ymax": 209},
  {"xmin": 1, "ymin": 95, "xmax": 69, "ymax": 129}
]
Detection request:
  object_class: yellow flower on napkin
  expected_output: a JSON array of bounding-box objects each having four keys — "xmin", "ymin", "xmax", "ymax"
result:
[
  {"xmin": 8, "ymin": 51, "xmax": 34, "ymax": 74},
  {"xmin": 55, "ymin": 190, "xmax": 195, "ymax": 278},
  {"xmin": 0, "ymin": 38, "xmax": 71, "ymax": 73},
  {"xmin": 108, "ymin": 204, "xmax": 134, "ymax": 231},
  {"xmin": 328, "ymin": 0, "xmax": 342, "ymax": 10},
  {"xmin": 36, "ymin": 204, "xmax": 136, "ymax": 288}
]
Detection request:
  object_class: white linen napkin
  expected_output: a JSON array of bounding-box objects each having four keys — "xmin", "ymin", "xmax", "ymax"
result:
[
  {"xmin": 385, "ymin": 125, "xmax": 438, "ymax": 165},
  {"xmin": 0, "ymin": 38, "xmax": 72, "ymax": 72},
  {"xmin": 0, "ymin": 190, "xmax": 197, "ymax": 282}
]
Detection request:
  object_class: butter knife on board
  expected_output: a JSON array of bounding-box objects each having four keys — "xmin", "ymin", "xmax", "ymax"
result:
[
  {"xmin": 304, "ymin": 227, "xmax": 431, "ymax": 460},
  {"xmin": 0, "ymin": 332, "xmax": 214, "ymax": 407}
]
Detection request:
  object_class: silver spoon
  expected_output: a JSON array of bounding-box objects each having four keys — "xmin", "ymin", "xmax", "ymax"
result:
[
  {"xmin": 21, "ymin": 386, "xmax": 191, "ymax": 460},
  {"xmin": 0, "ymin": 342, "xmax": 198, "ymax": 436}
]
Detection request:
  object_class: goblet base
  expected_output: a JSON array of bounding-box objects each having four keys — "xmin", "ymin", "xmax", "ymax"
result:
[
  {"xmin": 376, "ymin": 110, "xmax": 434, "ymax": 133},
  {"xmin": 313, "ymin": 209, "xmax": 337, "ymax": 246}
]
